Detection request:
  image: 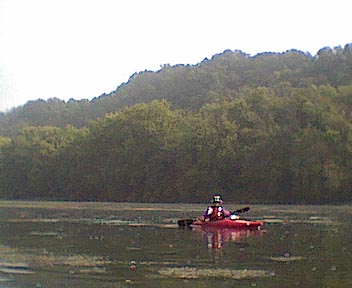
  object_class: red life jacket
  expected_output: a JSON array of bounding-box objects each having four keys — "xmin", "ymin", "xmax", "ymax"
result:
[{"xmin": 209, "ymin": 206, "xmax": 225, "ymax": 221}]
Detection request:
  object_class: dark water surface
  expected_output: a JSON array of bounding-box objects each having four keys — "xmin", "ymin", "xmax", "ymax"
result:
[{"xmin": 0, "ymin": 202, "xmax": 351, "ymax": 287}]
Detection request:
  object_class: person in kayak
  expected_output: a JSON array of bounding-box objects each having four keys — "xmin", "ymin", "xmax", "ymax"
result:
[{"xmin": 199, "ymin": 195, "xmax": 237, "ymax": 222}]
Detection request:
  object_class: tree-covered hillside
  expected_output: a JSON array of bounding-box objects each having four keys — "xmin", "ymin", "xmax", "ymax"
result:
[
  {"xmin": 1, "ymin": 44, "xmax": 352, "ymax": 134},
  {"xmin": 0, "ymin": 44, "xmax": 352, "ymax": 203}
]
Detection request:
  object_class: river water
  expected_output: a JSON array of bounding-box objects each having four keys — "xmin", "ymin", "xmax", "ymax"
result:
[{"xmin": 0, "ymin": 202, "xmax": 351, "ymax": 287}]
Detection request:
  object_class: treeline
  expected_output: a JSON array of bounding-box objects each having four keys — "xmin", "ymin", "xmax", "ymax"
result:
[
  {"xmin": 1, "ymin": 86, "xmax": 352, "ymax": 203},
  {"xmin": 0, "ymin": 44, "xmax": 352, "ymax": 203},
  {"xmin": 1, "ymin": 44, "xmax": 352, "ymax": 135}
]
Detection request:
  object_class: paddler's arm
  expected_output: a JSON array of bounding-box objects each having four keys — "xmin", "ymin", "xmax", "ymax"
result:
[
  {"xmin": 198, "ymin": 206, "xmax": 212, "ymax": 221},
  {"xmin": 223, "ymin": 207, "xmax": 231, "ymax": 217}
]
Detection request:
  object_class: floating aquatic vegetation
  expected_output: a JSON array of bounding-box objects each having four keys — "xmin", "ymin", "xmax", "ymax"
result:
[
  {"xmin": 8, "ymin": 217, "xmax": 140, "ymax": 226},
  {"xmin": 0, "ymin": 262, "xmax": 33, "ymax": 274},
  {"xmin": 268, "ymin": 255, "xmax": 304, "ymax": 262},
  {"xmin": 0, "ymin": 201, "xmax": 206, "ymax": 214},
  {"xmin": 8, "ymin": 218, "xmax": 59, "ymax": 223},
  {"xmin": 0, "ymin": 262, "xmax": 29, "ymax": 268},
  {"xmin": 30, "ymin": 231, "xmax": 64, "ymax": 237},
  {"xmin": 35, "ymin": 255, "xmax": 112, "ymax": 268},
  {"xmin": 0, "ymin": 245, "xmax": 17, "ymax": 255},
  {"xmin": 88, "ymin": 235, "xmax": 104, "ymax": 240},
  {"xmin": 138, "ymin": 260, "xmax": 177, "ymax": 266},
  {"xmin": 0, "ymin": 277, "xmax": 12, "ymax": 282},
  {"xmin": 261, "ymin": 216, "xmax": 337, "ymax": 226},
  {"xmin": 0, "ymin": 246, "xmax": 31, "ymax": 272},
  {"xmin": 158, "ymin": 267, "xmax": 272, "ymax": 279},
  {"xmin": 127, "ymin": 223, "xmax": 177, "ymax": 228},
  {"xmin": 93, "ymin": 219, "xmax": 136, "ymax": 225},
  {"xmin": 126, "ymin": 247, "xmax": 142, "ymax": 251},
  {"xmin": 289, "ymin": 217, "xmax": 335, "ymax": 225},
  {"xmin": 0, "ymin": 268, "xmax": 33, "ymax": 274},
  {"xmin": 0, "ymin": 244, "xmax": 112, "ymax": 272},
  {"xmin": 77, "ymin": 267, "xmax": 107, "ymax": 274},
  {"xmin": 262, "ymin": 218, "xmax": 285, "ymax": 224}
]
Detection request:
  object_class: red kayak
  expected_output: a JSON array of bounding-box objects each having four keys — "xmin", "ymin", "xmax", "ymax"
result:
[{"xmin": 191, "ymin": 218, "xmax": 263, "ymax": 230}]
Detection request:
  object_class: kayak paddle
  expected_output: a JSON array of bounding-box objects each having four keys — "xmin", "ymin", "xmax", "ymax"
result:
[
  {"xmin": 233, "ymin": 206, "xmax": 250, "ymax": 214},
  {"xmin": 178, "ymin": 206, "xmax": 250, "ymax": 228},
  {"xmin": 177, "ymin": 219, "xmax": 194, "ymax": 227}
]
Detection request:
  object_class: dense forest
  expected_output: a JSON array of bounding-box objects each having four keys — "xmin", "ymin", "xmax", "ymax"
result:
[{"xmin": 1, "ymin": 44, "xmax": 352, "ymax": 203}]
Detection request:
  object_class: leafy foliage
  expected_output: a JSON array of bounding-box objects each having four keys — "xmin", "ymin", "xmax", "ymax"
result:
[{"xmin": 1, "ymin": 44, "xmax": 352, "ymax": 203}]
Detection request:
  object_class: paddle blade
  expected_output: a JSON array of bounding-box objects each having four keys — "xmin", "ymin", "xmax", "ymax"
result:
[
  {"xmin": 178, "ymin": 219, "xmax": 194, "ymax": 227},
  {"xmin": 233, "ymin": 207, "xmax": 250, "ymax": 214}
]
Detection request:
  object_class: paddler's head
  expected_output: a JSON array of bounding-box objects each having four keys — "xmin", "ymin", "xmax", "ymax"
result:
[{"xmin": 212, "ymin": 195, "xmax": 223, "ymax": 205}]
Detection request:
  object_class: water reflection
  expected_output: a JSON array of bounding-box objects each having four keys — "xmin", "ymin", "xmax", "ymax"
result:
[{"xmin": 192, "ymin": 227, "xmax": 263, "ymax": 250}]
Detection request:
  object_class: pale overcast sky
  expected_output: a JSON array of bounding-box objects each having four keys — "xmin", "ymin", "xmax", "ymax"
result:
[{"xmin": 0, "ymin": 0, "xmax": 351, "ymax": 111}]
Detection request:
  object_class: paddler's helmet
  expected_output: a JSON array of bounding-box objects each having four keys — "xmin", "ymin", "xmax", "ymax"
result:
[{"xmin": 212, "ymin": 195, "xmax": 223, "ymax": 204}]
